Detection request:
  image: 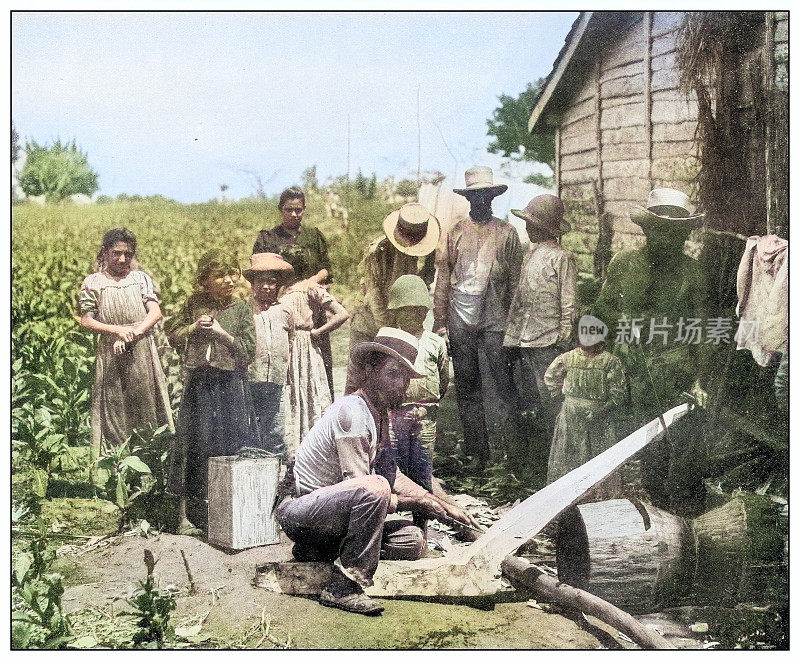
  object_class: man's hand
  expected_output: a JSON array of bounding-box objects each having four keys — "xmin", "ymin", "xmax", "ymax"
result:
[{"xmin": 413, "ymin": 494, "xmax": 450, "ymax": 522}]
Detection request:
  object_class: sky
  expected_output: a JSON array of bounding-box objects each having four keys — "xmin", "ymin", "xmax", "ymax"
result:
[{"xmin": 12, "ymin": 11, "xmax": 578, "ymax": 203}]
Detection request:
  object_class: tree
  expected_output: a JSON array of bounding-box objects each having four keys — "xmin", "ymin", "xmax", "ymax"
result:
[
  {"xmin": 301, "ymin": 165, "xmax": 318, "ymax": 191},
  {"xmin": 395, "ymin": 178, "xmax": 419, "ymax": 198},
  {"xmin": 486, "ymin": 79, "xmax": 555, "ymax": 168},
  {"xmin": 19, "ymin": 139, "xmax": 99, "ymax": 202},
  {"xmin": 11, "ymin": 123, "xmax": 20, "ymax": 164}
]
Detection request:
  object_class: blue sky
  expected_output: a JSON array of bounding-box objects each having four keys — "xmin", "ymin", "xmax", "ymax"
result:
[{"xmin": 12, "ymin": 11, "xmax": 577, "ymax": 203}]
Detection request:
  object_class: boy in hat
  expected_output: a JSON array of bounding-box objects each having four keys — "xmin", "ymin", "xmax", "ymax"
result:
[
  {"xmin": 244, "ymin": 252, "xmax": 295, "ymax": 456},
  {"xmin": 346, "ymin": 202, "xmax": 440, "ymax": 394},
  {"xmin": 277, "ymin": 328, "xmax": 473, "ymax": 615},
  {"xmin": 503, "ymin": 194, "xmax": 576, "ymax": 439},
  {"xmin": 433, "ymin": 166, "xmax": 523, "ymax": 468}
]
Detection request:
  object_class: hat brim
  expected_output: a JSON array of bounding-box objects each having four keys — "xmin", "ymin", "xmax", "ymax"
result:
[
  {"xmin": 349, "ymin": 342, "xmax": 425, "ymax": 378},
  {"xmin": 243, "ymin": 266, "xmax": 294, "ymax": 281},
  {"xmin": 383, "ymin": 210, "xmax": 441, "ymax": 257},
  {"xmin": 453, "ymin": 184, "xmax": 508, "ymax": 198},
  {"xmin": 630, "ymin": 206, "xmax": 705, "ymax": 228},
  {"xmin": 511, "ymin": 209, "xmax": 571, "ymax": 236}
]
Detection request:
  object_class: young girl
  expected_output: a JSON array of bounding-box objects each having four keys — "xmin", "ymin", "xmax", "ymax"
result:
[
  {"xmin": 244, "ymin": 252, "xmax": 295, "ymax": 457},
  {"xmin": 79, "ymin": 228, "xmax": 174, "ymax": 450},
  {"xmin": 165, "ymin": 249, "xmax": 258, "ymax": 535},
  {"xmin": 280, "ymin": 271, "xmax": 348, "ymax": 453},
  {"xmin": 543, "ymin": 319, "xmax": 628, "ymax": 484}
]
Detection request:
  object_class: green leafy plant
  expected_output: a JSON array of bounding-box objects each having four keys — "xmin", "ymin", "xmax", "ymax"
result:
[
  {"xmin": 11, "ymin": 524, "xmax": 72, "ymax": 649},
  {"xmin": 19, "ymin": 138, "xmax": 99, "ymax": 203},
  {"xmin": 94, "ymin": 441, "xmax": 152, "ymax": 529},
  {"xmin": 126, "ymin": 550, "xmax": 176, "ymax": 648}
]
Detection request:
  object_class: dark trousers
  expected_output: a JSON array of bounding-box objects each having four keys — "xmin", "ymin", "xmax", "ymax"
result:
[
  {"xmin": 249, "ymin": 381, "xmax": 286, "ymax": 456},
  {"xmin": 448, "ymin": 324, "xmax": 519, "ymax": 462},
  {"xmin": 277, "ymin": 475, "xmax": 425, "ymax": 588},
  {"xmin": 517, "ymin": 345, "xmax": 562, "ymax": 425}
]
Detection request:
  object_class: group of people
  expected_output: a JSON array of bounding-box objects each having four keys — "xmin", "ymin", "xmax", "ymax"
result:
[{"xmin": 78, "ymin": 166, "xmax": 712, "ymax": 616}]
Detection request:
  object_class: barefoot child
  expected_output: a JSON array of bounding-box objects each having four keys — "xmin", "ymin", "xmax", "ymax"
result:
[
  {"xmin": 165, "ymin": 249, "xmax": 258, "ymax": 535},
  {"xmin": 244, "ymin": 253, "xmax": 295, "ymax": 457},
  {"xmin": 543, "ymin": 317, "xmax": 628, "ymax": 484},
  {"xmin": 79, "ymin": 228, "xmax": 174, "ymax": 450}
]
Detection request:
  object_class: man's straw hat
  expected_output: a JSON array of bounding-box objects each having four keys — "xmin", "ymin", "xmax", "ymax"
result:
[
  {"xmin": 349, "ymin": 327, "xmax": 425, "ymax": 377},
  {"xmin": 630, "ymin": 188, "xmax": 705, "ymax": 227},
  {"xmin": 382, "ymin": 203, "xmax": 441, "ymax": 257},
  {"xmin": 453, "ymin": 166, "xmax": 508, "ymax": 198},
  {"xmin": 243, "ymin": 252, "xmax": 294, "ymax": 282}
]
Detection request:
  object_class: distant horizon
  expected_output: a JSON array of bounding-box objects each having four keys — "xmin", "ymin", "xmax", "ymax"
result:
[{"xmin": 12, "ymin": 11, "xmax": 577, "ymax": 204}]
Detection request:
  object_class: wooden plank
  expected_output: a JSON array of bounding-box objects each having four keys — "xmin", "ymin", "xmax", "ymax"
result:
[
  {"xmin": 651, "ymin": 140, "xmax": 697, "ymax": 158},
  {"xmin": 561, "ymin": 95, "xmax": 597, "ymax": 126},
  {"xmin": 562, "ymin": 150, "xmax": 597, "ymax": 171},
  {"xmin": 651, "ymin": 68, "xmax": 681, "ymax": 92},
  {"xmin": 529, "ymin": 12, "xmax": 594, "ymax": 132},
  {"xmin": 651, "ymin": 155, "xmax": 700, "ymax": 181},
  {"xmin": 561, "ymin": 180, "xmax": 596, "ymax": 198},
  {"xmin": 601, "ymin": 74, "xmax": 645, "ymax": 100},
  {"xmin": 651, "ymin": 11, "xmax": 684, "ymax": 38},
  {"xmin": 560, "ymin": 133, "xmax": 596, "ymax": 156},
  {"xmin": 600, "ymin": 60, "xmax": 645, "ymax": 84},
  {"xmin": 603, "ymin": 159, "xmax": 650, "ymax": 179},
  {"xmin": 603, "ymin": 93, "xmax": 645, "ymax": 110},
  {"xmin": 651, "ymin": 51, "xmax": 677, "ymax": 72},
  {"xmin": 651, "ymin": 98, "xmax": 698, "ymax": 124},
  {"xmin": 600, "ymin": 20, "xmax": 646, "ymax": 72},
  {"xmin": 644, "ymin": 11, "xmax": 653, "ymax": 186},
  {"xmin": 600, "ymin": 102, "xmax": 646, "ymax": 130},
  {"xmin": 604, "ymin": 200, "xmax": 642, "ymax": 219},
  {"xmin": 612, "ymin": 216, "xmax": 646, "ymax": 235},
  {"xmin": 561, "ymin": 167, "xmax": 598, "ymax": 186},
  {"xmin": 561, "ymin": 115, "xmax": 595, "ymax": 139},
  {"xmin": 602, "ymin": 125, "xmax": 647, "ymax": 145},
  {"xmin": 602, "ymin": 142, "xmax": 649, "ymax": 162},
  {"xmin": 651, "ymin": 32, "xmax": 678, "ymax": 58},
  {"xmin": 652, "ymin": 121, "xmax": 697, "ymax": 142},
  {"xmin": 255, "ymin": 404, "xmax": 693, "ymax": 598},
  {"xmin": 555, "ymin": 125, "xmax": 561, "ymax": 197},
  {"xmin": 604, "ymin": 177, "xmax": 651, "ymax": 201}
]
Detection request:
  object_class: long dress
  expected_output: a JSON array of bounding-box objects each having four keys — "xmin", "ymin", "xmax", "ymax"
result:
[
  {"xmin": 280, "ymin": 281, "xmax": 337, "ymax": 452},
  {"xmin": 544, "ymin": 348, "xmax": 628, "ymax": 484},
  {"xmin": 79, "ymin": 270, "xmax": 174, "ymax": 450},
  {"xmin": 164, "ymin": 294, "xmax": 258, "ymax": 502}
]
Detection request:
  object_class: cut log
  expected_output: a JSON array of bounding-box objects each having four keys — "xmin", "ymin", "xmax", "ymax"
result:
[
  {"xmin": 253, "ymin": 404, "xmax": 691, "ymax": 598},
  {"xmin": 501, "ymin": 555, "xmax": 675, "ymax": 650},
  {"xmin": 555, "ymin": 499, "xmax": 694, "ymax": 613}
]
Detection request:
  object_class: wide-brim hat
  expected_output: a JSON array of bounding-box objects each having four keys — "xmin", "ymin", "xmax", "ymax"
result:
[
  {"xmin": 453, "ymin": 166, "xmax": 508, "ymax": 198},
  {"xmin": 243, "ymin": 252, "xmax": 294, "ymax": 281},
  {"xmin": 383, "ymin": 203, "xmax": 441, "ymax": 257},
  {"xmin": 511, "ymin": 194, "xmax": 571, "ymax": 237},
  {"xmin": 631, "ymin": 188, "xmax": 705, "ymax": 227},
  {"xmin": 349, "ymin": 327, "xmax": 425, "ymax": 378}
]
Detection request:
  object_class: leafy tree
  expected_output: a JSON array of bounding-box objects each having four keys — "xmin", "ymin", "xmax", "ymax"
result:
[
  {"xmin": 487, "ymin": 79, "xmax": 555, "ymax": 167},
  {"xmin": 395, "ymin": 178, "xmax": 419, "ymax": 198},
  {"xmin": 19, "ymin": 139, "xmax": 98, "ymax": 203},
  {"xmin": 12, "ymin": 123, "xmax": 20, "ymax": 164},
  {"xmin": 301, "ymin": 165, "xmax": 318, "ymax": 191}
]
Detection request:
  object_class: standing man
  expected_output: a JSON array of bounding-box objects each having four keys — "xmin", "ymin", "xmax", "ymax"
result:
[
  {"xmin": 345, "ymin": 202, "xmax": 440, "ymax": 393},
  {"xmin": 503, "ymin": 195, "xmax": 576, "ymax": 433},
  {"xmin": 277, "ymin": 328, "xmax": 473, "ymax": 615},
  {"xmin": 253, "ymin": 187, "xmax": 336, "ymax": 399},
  {"xmin": 433, "ymin": 166, "xmax": 523, "ymax": 468}
]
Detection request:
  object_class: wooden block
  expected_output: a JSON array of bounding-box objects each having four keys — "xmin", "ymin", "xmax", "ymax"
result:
[
  {"xmin": 601, "ymin": 74, "xmax": 645, "ymax": 100},
  {"xmin": 561, "ymin": 96, "xmax": 596, "ymax": 126},
  {"xmin": 602, "ymin": 125, "xmax": 647, "ymax": 145},
  {"xmin": 600, "ymin": 102, "xmax": 646, "ymax": 130},
  {"xmin": 651, "ymin": 32, "xmax": 678, "ymax": 58},
  {"xmin": 560, "ymin": 134, "xmax": 595, "ymax": 156},
  {"xmin": 651, "ymin": 51, "xmax": 677, "ymax": 72},
  {"xmin": 651, "ymin": 11, "xmax": 684, "ymax": 38},
  {"xmin": 562, "ymin": 150, "xmax": 597, "ymax": 171},
  {"xmin": 600, "ymin": 22, "xmax": 645, "ymax": 71},
  {"xmin": 652, "ymin": 120, "xmax": 697, "ymax": 142},
  {"xmin": 561, "ymin": 115, "xmax": 595, "ymax": 140},
  {"xmin": 600, "ymin": 60, "xmax": 645, "ymax": 84},
  {"xmin": 651, "ymin": 68, "xmax": 681, "ymax": 92},
  {"xmin": 602, "ymin": 159, "xmax": 650, "ymax": 179},
  {"xmin": 208, "ymin": 455, "xmax": 280, "ymax": 550}
]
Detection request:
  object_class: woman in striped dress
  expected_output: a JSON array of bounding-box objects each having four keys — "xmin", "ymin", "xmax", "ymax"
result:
[{"xmin": 79, "ymin": 228, "xmax": 174, "ymax": 450}]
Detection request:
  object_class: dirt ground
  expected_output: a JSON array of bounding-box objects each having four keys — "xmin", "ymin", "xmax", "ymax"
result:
[{"xmin": 58, "ymin": 531, "xmax": 618, "ymax": 649}]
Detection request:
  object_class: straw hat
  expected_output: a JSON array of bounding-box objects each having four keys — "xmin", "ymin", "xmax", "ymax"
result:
[
  {"xmin": 387, "ymin": 274, "xmax": 432, "ymax": 310},
  {"xmin": 630, "ymin": 188, "xmax": 705, "ymax": 227},
  {"xmin": 511, "ymin": 194, "xmax": 571, "ymax": 238},
  {"xmin": 243, "ymin": 252, "xmax": 294, "ymax": 282},
  {"xmin": 453, "ymin": 166, "xmax": 508, "ymax": 197},
  {"xmin": 349, "ymin": 327, "xmax": 425, "ymax": 377},
  {"xmin": 382, "ymin": 203, "xmax": 441, "ymax": 257}
]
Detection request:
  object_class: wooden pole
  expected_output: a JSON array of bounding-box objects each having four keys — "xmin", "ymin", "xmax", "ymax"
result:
[
  {"xmin": 554, "ymin": 125, "xmax": 561, "ymax": 197},
  {"xmin": 644, "ymin": 11, "xmax": 653, "ymax": 186},
  {"xmin": 501, "ymin": 555, "xmax": 675, "ymax": 650},
  {"xmin": 764, "ymin": 12, "xmax": 775, "ymax": 235}
]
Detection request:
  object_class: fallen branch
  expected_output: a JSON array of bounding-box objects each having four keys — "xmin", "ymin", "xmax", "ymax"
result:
[
  {"xmin": 180, "ymin": 549, "xmax": 197, "ymax": 595},
  {"xmin": 501, "ymin": 555, "xmax": 674, "ymax": 650}
]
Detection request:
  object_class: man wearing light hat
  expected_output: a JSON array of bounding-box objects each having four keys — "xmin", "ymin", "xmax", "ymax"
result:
[
  {"xmin": 503, "ymin": 194, "xmax": 577, "ymax": 461},
  {"xmin": 346, "ymin": 202, "xmax": 440, "ymax": 394},
  {"xmin": 594, "ymin": 187, "xmax": 709, "ymax": 416},
  {"xmin": 433, "ymin": 166, "xmax": 523, "ymax": 468},
  {"xmin": 277, "ymin": 327, "xmax": 472, "ymax": 615}
]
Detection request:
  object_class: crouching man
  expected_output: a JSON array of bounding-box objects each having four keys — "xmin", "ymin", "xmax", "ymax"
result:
[{"xmin": 276, "ymin": 327, "xmax": 473, "ymax": 615}]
